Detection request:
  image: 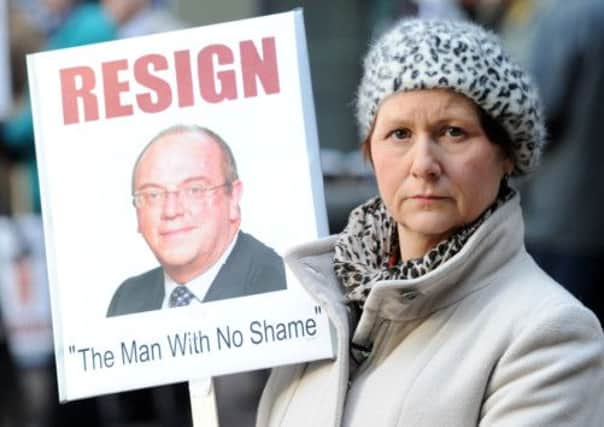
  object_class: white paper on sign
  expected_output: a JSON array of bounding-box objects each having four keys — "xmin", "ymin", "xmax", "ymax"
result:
[{"xmin": 28, "ymin": 9, "xmax": 334, "ymax": 402}]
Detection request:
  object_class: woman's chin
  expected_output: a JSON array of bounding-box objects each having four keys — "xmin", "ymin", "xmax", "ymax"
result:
[{"xmin": 398, "ymin": 215, "xmax": 460, "ymax": 243}]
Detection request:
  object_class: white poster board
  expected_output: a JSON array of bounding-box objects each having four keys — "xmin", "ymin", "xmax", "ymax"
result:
[{"xmin": 28, "ymin": 10, "xmax": 334, "ymax": 402}]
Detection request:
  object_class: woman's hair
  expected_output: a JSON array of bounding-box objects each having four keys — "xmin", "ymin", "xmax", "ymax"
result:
[{"xmin": 478, "ymin": 109, "xmax": 515, "ymax": 160}]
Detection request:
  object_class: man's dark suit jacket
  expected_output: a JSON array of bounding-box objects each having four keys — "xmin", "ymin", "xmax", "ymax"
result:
[
  {"xmin": 106, "ymin": 231, "xmax": 286, "ymax": 427},
  {"xmin": 107, "ymin": 231, "xmax": 286, "ymax": 316}
]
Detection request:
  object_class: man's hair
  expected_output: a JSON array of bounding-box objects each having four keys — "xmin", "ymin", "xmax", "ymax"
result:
[{"xmin": 132, "ymin": 124, "xmax": 239, "ymax": 193}]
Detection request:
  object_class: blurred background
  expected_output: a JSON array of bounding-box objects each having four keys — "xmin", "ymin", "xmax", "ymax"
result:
[{"xmin": 1, "ymin": 0, "xmax": 602, "ymax": 426}]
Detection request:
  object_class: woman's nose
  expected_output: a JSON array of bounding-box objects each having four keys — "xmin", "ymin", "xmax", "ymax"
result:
[{"xmin": 409, "ymin": 137, "xmax": 442, "ymax": 181}]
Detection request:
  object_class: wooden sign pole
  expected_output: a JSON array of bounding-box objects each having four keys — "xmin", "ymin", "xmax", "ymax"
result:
[{"xmin": 189, "ymin": 378, "xmax": 219, "ymax": 427}]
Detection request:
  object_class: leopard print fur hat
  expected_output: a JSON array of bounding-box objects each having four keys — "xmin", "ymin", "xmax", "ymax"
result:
[{"xmin": 356, "ymin": 18, "xmax": 546, "ymax": 175}]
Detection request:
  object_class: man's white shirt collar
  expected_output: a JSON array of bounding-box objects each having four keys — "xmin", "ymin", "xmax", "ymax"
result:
[{"xmin": 162, "ymin": 231, "xmax": 239, "ymax": 308}]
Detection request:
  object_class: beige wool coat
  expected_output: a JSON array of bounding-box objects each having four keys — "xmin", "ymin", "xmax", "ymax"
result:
[{"xmin": 257, "ymin": 195, "xmax": 604, "ymax": 426}]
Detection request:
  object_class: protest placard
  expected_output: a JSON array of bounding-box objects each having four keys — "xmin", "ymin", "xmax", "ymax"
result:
[{"xmin": 28, "ymin": 9, "xmax": 333, "ymax": 403}]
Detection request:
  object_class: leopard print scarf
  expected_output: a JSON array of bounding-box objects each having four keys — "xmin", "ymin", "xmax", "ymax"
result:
[{"xmin": 334, "ymin": 183, "xmax": 514, "ymax": 308}]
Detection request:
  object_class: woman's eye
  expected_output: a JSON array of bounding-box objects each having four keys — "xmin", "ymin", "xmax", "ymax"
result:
[
  {"xmin": 391, "ymin": 128, "xmax": 411, "ymax": 140},
  {"xmin": 443, "ymin": 126, "xmax": 466, "ymax": 139}
]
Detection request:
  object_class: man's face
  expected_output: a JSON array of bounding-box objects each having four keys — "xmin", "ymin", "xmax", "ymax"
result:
[{"xmin": 133, "ymin": 132, "xmax": 241, "ymax": 282}]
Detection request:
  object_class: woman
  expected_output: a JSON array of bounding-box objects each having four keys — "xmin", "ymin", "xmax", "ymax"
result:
[{"xmin": 257, "ymin": 19, "xmax": 604, "ymax": 426}]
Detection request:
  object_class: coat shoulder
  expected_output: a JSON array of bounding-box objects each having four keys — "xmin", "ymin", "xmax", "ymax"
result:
[{"xmin": 497, "ymin": 252, "xmax": 598, "ymax": 327}]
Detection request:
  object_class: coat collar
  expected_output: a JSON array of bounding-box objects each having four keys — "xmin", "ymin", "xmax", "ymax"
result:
[{"xmin": 285, "ymin": 194, "xmax": 526, "ymax": 347}]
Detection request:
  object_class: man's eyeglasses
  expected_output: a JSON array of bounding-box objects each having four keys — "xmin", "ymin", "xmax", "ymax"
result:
[{"xmin": 132, "ymin": 183, "xmax": 229, "ymax": 208}]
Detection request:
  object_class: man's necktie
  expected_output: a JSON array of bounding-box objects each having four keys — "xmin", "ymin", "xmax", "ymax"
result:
[{"xmin": 168, "ymin": 286, "xmax": 196, "ymax": 307}]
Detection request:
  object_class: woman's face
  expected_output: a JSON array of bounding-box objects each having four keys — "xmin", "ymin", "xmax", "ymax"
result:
[{"xmin": 370, "ymin": 89, "xmax": 513, "ymax": 251}]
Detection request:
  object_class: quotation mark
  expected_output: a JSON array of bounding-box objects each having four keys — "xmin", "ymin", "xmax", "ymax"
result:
[
  {"xmin": 68, "ymin": 345, "xmax": 76, "ymax": 354},
  {"xmin": 314, "ymin": 305, "xmax": 322, "ymax": 315}
]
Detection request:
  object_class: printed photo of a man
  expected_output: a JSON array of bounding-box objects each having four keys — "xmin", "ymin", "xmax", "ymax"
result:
[{"xmin": 107, "ymin": 124, "xmax": 286, "ymax": 317}]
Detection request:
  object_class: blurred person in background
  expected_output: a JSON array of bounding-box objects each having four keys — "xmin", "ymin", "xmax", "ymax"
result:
[
  {"xmin": 1, "ymin": 0, "xmax": 183, "ymax": 213},
  {"xmin": 2, "ymin": 3, "xmax": 119, "ymax": 422},
  {"xmin": 1, "ymin": 5, "xmax": 56, "ymax": 427},
  {"xmin": 257, "ymin": 18, "xmax": 604, "ymax": 426},
  {"xmin": 367, "ymin": 0, "xmax": 467, "ymax": 40},
  {"xmin": 1, "ymin": 1, "xmax": 185, "ymax": 426},
  {"xmin": 1, "ymin": 0, "xmax": 117, "ymax": 213},
  {"xmin": 115, "ymin": 0, "xmax": 183, "ymax": 38},
  {"xmin": 521, "ymin": 0, "xmax": 604, "ymax": 325}
]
